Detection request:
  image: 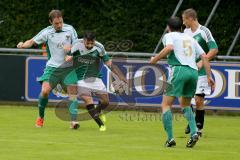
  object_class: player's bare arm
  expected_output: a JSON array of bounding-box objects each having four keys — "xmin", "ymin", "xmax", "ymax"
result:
[
  {"xmin": 150, "ymin": 45, "xmax": 173, "ymax": 64},
  {"xmin": 17, "ymin": 39, "xmax": 35, "ymax": 49},
  {"xmin": 206, "ymin": 48, "xmax": 218, "ymax": 60},
  {"xmin": 196, "ymin": 48, "xmax": 218, "ymax": 69},
  {"xmin": 104, "ymin": 60, "xmax": 127, "ymax": 83},
  {"xmin": 200, "ymin": 53, "xmax": 215, "ymax": 90},
  {"xmin": 63, "ymin": 44, "xmax": 72, "ymax": 54},
  {"xmin": 63, "ymin": 45, "xmax": 73, "ymax": 61}
]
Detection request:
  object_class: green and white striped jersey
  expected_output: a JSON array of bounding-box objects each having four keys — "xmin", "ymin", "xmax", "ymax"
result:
[
  {"xmin": 184, "ymin": 25, "xmax": 218, "ymax": 53},
  {"xmin": 184, "ymin": 25, "xmax": 218, "ymax": 75},
  {"xmin": 33, "ymin": 24, "xmax": 78, "ymax": 67}
]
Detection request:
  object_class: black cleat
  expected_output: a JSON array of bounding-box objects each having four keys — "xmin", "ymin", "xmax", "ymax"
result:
[
  {"xmin": 185, "ymin": 125, "xmax": 190, "ymax": 134},
  {"xmin": 165, "ymin": 139, "xmax": 176, "ymax": 147},
  {"xmin": 186, "ymin": 134, "xmax": 199, "ymax": 148}
]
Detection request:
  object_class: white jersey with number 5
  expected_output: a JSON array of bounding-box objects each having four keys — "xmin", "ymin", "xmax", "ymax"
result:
[{"xmin": 162, "ymin": 32, "xmax": 205, "ymax": 70}]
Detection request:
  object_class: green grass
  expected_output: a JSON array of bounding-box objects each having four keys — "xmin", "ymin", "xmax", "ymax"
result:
[{"xmin": 0, "ymin": 105, "xmax": 239, "ymax": 160}]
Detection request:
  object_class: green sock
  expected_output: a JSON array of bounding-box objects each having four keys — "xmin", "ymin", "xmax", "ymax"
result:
[
  {"xmin": 162, "ymin": 110, "xmax": 173, "ymax": 141},
  {"xmin": 68, "ymin": 100, "xmax": 78, "ymax": 121},
  {"xmin": 38, "ymin": 96, "xmax": 48, "ymax": 118},
  {"xmin": 183, "ymin": 106, "xmax": 197, "ymax": 136}
]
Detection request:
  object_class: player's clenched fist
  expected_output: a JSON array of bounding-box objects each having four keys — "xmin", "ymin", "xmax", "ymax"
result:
[{"xmin": 17, "ymin": 42, "xmax": 24, "ymax": 48}]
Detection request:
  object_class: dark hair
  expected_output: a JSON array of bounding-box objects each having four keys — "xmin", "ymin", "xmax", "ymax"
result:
[
  {"xmin": 49, "ymin": 10, "xmax": 62, "ymax": 22},
  {"xmin": 182, "ymin": 8, "xmax": 198, "ymax": 20},
  {"xmin": 83, "ymin": 31, "xmax": 96, "ymax": 41},
  {"xmin": 167, "ymin": 17, "xmax": 183, "ymax": 31}
]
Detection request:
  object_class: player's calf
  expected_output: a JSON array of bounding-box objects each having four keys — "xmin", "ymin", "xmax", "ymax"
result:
[{"xmin": 86, "ymin": 104, "xmax": 105, "ymax": 128}]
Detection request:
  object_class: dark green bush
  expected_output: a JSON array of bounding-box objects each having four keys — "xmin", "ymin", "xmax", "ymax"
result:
[{"xmin": 0, "ymin": 0, "xmax": 239, "ymax": 55}]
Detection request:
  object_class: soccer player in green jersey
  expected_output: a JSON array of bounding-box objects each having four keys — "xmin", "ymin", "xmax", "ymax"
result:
[
  {"xmin": 150, "ymin": 17, "xmax": 215, "ymax": 147},
  {"xmin": 17, "ymin": 10, "xmax": 79, "ymax": 129},
  {"xmin": 182, "ymin": 8, "xmax": 218, "ymax": 136},
  {"xmin": 65, "ymin": 31, "xmax": 127, "ymax": 131}
]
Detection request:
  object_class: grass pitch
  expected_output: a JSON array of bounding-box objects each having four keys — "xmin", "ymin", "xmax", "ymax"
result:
[{"xmin": 0, "ymin": 105, "xmax": 239, "ymax": 160}]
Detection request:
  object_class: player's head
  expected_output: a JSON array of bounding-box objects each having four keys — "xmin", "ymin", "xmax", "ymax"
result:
[
  {"xmin": 83, "ymin": 31, "xmax": 96, "ymax": 50},
  {"xmin": 49, "ymin": 10, "xmax": 63, "ymax": 32},
  {"xmin": 167, "ymin": 17, "xmax": 182, "ymax": 32},
  {"xmin": 182, "ymin": 8, "xmax": 198, "ymax": 28}
]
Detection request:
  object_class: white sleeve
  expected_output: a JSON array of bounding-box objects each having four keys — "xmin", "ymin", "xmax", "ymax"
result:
[
  {"xmin": 100, "ymin": 45, "xmax": 107, "ymax": 57},
  {"xmin": 164, "ymin": 34, "xmax": 173, "ymax": 46},
  {"xmin": 71, "ymin": 27, "xmax": 78, "ymax": 44},
  {"xmin": 32, "ymin": 28, "xmax": 48, "ymax": 44},
  {"xmin": 202, "ymin": 26, "xmax": 216, "ymax": 43},
  {"xmin": 95, "ymin": 41, "xmax": 107, "ymax": 57}
]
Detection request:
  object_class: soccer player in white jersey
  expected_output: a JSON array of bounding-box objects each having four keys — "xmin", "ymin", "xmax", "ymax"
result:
[
  {"xmin": 64, "ymin": 31, "xmax": 127, "ymax": 131},
  {"xmin": 150, "ymin": 17, "xmax": 215, "ymax": 147},
  {"xmin": 182, "ymin": 8, "xmax": 218, "ymax": 136},
  {"xmin": 17, "ymin": 10, "xmax": 79, "ymax": 129}
]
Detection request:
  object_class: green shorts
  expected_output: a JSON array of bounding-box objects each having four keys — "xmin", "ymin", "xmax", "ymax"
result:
[
  {"xmin": 37, "ymin": 66, "xmax": 78, "ymax": 89},
  {"xmin": 166, "ymin": 65, "xmax": 198, "ymax": 98}
]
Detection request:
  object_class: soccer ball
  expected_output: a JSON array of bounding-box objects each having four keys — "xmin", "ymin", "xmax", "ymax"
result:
[{"xmin": 52, "ymin": 84, "xmax": 68, "ymax": 98}]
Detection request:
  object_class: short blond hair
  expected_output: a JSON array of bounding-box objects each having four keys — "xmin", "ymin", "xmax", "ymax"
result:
[{"xmin": 182, "ymin": 8, "xmax": 197, "ymax": 20}]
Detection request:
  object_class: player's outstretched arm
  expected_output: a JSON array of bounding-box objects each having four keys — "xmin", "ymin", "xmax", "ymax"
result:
[
  {"xmin": 149, "ymin": 45, "xmax": 173, "ymax": 64},
  {"xmin": 17, "ymin": 39, "xmax": 35, "ymax": 49},
  {"xmin": 105, "ymin": 60, "xmax": 127, "ymax": 83}
]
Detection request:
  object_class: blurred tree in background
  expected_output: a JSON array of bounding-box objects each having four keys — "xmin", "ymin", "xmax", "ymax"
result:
[{"xmin": 0, "ymin": 0, "xmax": 239, "ymax": 55}]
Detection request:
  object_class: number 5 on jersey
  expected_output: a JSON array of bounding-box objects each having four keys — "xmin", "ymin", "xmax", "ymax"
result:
[{"xmin": 183, "ymin": 40, "xmax": 192, "ymax": 57}]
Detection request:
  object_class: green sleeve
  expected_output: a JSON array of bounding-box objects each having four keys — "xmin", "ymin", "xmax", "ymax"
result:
[
  {"xmin": 102, "ymin": 54, "xmax": 110, "ymax": 62},
  {"xmin": 207, "ymin": 41, "xmax": 218, "ymax": 50}
]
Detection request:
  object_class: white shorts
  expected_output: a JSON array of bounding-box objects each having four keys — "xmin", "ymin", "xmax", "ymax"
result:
[
  {"xmin": 77, "ymin": 77, "xmax": 107, "ymax": 96},
  {"xmin": 195, "ymin": 75, "xmax": 211, "ymax": 95}
]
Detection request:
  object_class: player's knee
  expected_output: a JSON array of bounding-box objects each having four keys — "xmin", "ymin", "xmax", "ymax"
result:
[
  {"xmin": 41, "ymin": 91, "xmax": 49, "ymax": 97},
  {"xmin": 99, "ymin": 100, "xmax": 109, "ymax": 109},
  {"xmin": 67, "ymin": 85, "xmax": 77, "ymax": 95},
  {"xmin": 161, "ymin": 98, "xmax": 169, "ymax": 108},
  {"xmin": 196, "ymin": 104, "xmax": 204, "ymax": 110},
  {"xmin": 161, "ymin": 101, "xmax": 170, "ymax": 112},
  {"xmin": 41, "ymin": 88, "xmax": 51, "ymax": 97},
  {"xmin": 195, "ymin": 97, "xmax": 204, "ymax": 107}
]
